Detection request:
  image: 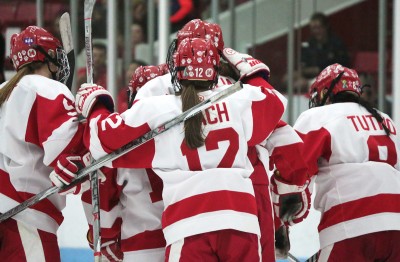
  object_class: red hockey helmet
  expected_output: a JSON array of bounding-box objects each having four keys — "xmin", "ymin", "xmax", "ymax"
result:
[
  {"xmin": 10, "ymin": 26, "xmax": 70, "ymax": 84},
  {"xmin": 309, "ymin": 63, "xmax": 361, "ymax": 108},
  {"xmin": 127, "ymin": 64, "xmax": 168, "ymax": 107},
  {"xmin": 176, "ymin": 19, "xmax": 224, "ymax": 52},
  {"xmin": 173, "ymin": 38, "xmax": 219, "ymax": 91},
  {"xmin": 129, "ymin": 65, "xmax": 167, "ymax": 92},
  {"xmin": 168, "ymin": 20, "xmax": 223, "ymax": 76},
  {"xmin": 157, "ymin": 63, "xmax": 170, "ymax": 75}
]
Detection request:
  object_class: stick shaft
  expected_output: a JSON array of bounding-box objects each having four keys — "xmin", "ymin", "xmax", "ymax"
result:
[
  {"xmin": 83, "ymin": 0, "xmax": 100, "ymax": 259},
  {"xmin": 84, "ymin": 0, "xmax": 96, "ymax": 84}
]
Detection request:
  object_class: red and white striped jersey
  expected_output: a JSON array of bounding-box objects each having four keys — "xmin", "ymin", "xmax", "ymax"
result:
[
  {"xmin": 82, "ymin": 167, "xmax": 165, "ymax": 260},
  {"xmin": 0, "ymin": 75, "xmax": 83, "ymax": 234},
  {"xmin": 294, "ymin": 102, "xmax": 400, "ymax": 249},
  {"xmin": 84, "ymin": 81, "xmax": 286, "ymax": 245}
]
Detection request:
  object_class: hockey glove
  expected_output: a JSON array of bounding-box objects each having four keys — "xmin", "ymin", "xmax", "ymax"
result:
[
  {"xmin": 75, "ymin": 83, "xmax": 114, "ymax": 118},
  {"xmin": 49, "ymin": 152, "xmax": 105, "ymax": 195},
  {"xmin": 270, "ymin": 172, "xmax": 311, "ymax": 226},
  {"xmin": 87, "ymin": 231, "xmax": 123, "ymax": 262},
  {"xmin": 222, "ymin": 47, "xmax": 270, "ymax": 81}
]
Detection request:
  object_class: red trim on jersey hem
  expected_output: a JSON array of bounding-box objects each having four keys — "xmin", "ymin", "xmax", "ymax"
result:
[
  {"xmin": 121, "ymin": 229, "xmax": 166, "ymax": 251},
  {"xmin": 162, "ymin": 190, "xmax": 258, "ymax": 228},
  {"xmin": 319, "ymin": 193, "xmax": 400, "ymax": 231},
  {"xmin": 0, "ymin": 169, "xmax": 63, "ymax": 225}
]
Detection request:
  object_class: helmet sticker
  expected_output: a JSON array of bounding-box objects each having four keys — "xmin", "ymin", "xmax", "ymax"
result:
[{"xmin": 23, "ymin": 37, "xmax": 34, "ymax": 45}]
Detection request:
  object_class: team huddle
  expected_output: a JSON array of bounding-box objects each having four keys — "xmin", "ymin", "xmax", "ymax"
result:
[{"xmin": 1, "ymin": 18, "xmax": 400, "ymax": 262}]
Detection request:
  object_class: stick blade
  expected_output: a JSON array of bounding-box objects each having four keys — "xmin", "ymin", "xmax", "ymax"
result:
[{"xmin": 59, "ymin": 12, "xmax": 73, "ymax": 53}]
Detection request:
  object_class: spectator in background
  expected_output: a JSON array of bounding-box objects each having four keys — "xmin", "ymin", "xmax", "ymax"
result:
[
  {"xmin": 283, "ymin": 12, "xmax": 350, "ymax": 94},
  {"xmin": 92, "ymin": 1, "xmax": 107, "ymax": 39},
  {"xmin": 131, "ymin": 23, "xmax": 146, "ymax": 59},
  {"xmin": 301, "ymin": 12, "xmax": 350, "ymax": 79},
  {"xmin": 77, "ymin": 42, "xmax": 107, "ymax": 88},
  {"xmin": 0, "ymin": 32, "xmax": 5, "ymax": 84},
  {"xmin": 117, "ymin": 59, "xmax": 147, "ymax": 112},
  {"xmin": 132, "ymin": 0, "xmax": 147, "ymax": 32}
]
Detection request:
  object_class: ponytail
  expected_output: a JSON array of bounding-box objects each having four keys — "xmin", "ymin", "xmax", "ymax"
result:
[
  {"xmin": 179, "ymin": 80, "xmax": 212, "ymax": 149},
  {"xmin": 332, "ymin": 92, "xmax": 391, "ymax": 136},
  {"xmin": 0, "ymin": 62, "xmax": 42, "ymax": 107}
]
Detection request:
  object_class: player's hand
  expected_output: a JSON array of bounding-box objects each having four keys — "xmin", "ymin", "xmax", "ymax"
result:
[
  {"xmin": 87, "ymin": 231, "xmax": 123, "ymax": 262},
  {"xmin": 270, "ymin": 172, "xmax": 311, "ymax": 225},
  {"xmin": 49, "ymin": 152, "xmax": 106, "ymax": 195},
  {"xmin": 222, "ymin": 48, "xmax": 270, "ymax": 81},
  {"xmin": 50, "ymin": 152, "xmax": 91, "ymax": 195},
  {"xmin": 75, "ymin": 83, "xmax": 114, "ymax": 118}
]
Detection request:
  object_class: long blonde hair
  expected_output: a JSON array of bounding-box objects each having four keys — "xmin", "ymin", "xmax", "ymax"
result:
[{"xmin": 0, "ymin": 62, "xmax": 42, "ymax": 107}]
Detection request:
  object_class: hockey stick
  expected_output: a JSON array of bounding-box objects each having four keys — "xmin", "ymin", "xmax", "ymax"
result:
[
  {"xmin": 84, "ymin": 0, "xmax": 96, "ymax": 84},
  {"xmin": 0, "ymin": 81, "xmax": 242, "ymax": 217},
  {"xmin": 288, "ymin": 252, "xmax": 301, "ymax": 262},
  {"xmin": 305, "ymin": 251, "xmax": 319, "ymax": 262},
  {"xmin": 59, "ymin": 12, "xmax": 75, "ymax": 90},
  {"xmin": 83, "ymin": 0, "xmax": 101, "ymax": 260}
]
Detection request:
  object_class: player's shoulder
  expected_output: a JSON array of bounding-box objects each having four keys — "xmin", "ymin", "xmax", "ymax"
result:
[
  {"xmin": 136, "ymin": 74, "xmax": 174, "ymax": 99},
  {"xmin": 19, "ymin": 75, "xmax": 73, "ymax": 100},
  {"xmin": 135, "ymin": 94, "xmax": 180, "ymax": 113},
  {"xmin": 295, "ymin": 103, "xmax": 356, "ymax": 131}
]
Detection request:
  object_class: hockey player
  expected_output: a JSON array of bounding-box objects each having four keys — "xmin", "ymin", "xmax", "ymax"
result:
[
  {"xmin": 81, "ymin": 65, "xmax": 169, "ymax": 262},
  {"xmin": 137, "ymin": 19, "xmax": 310, "ymax": 261},
  {"xmin": 74, "ymin": 37, "xmax": 286, "ymax": 260},
  {"xmin": 0, "ymin": 26, "xmax": 89, "ymax": 261},
  {"xmin": 294, "ymin": 63, "xmax": 400, "ymax": 261}
]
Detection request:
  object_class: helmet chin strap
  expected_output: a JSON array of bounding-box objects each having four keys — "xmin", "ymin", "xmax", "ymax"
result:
[
  {"xmin": 46, "ymin": 62, "xmax": 58, "ymax": 81},
  {"xmin": 32, "ymin": 44, "xmax": 60, "ymax": 81},
  {"xmin": 319, "ymin": 71, "xmax": 344, "ymax": 106},
  {"xmin": 32, "ymin": 44, "xmax": 60, "ymax": 67}
]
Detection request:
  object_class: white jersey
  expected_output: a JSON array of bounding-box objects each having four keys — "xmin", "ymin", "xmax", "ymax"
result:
[
  {"xmin": 85, "ymin": 83, "xmax": 286, "ymax": 245},
  {"xmin": 0, "ymin": 75, "xmax": 82, "ymax": 234},
  {"xmin": 294, "ymin": 102, "xmax": 400, "ymax": 249},
  {"xmin": 82, "ymin": 167, "xmax": 165, "ymax": 261}
]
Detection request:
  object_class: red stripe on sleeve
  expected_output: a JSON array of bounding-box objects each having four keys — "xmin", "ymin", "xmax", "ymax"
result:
[
  {"xmin": 271, "ymin": 143, "xmax": 309, "ymax": 185},
  {"xmin": 26, "ymin": 94, "xmax": 77, "ymax": 149},
  {"xmin": 248, "ymin": 88, "xmax": 285, "ymax": 146},
  {"xmin": 85, "ymin": 108, "xmax": 155, "ymax": 168},
  {"xmin": 297, "ymin": 128, "xmax": 332, "ymax": 177}
]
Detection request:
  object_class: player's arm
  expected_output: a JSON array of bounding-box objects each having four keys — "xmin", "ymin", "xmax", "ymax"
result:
[
  {"xmin": 74, "ymin": 83, "xmax": 154, "ymax": 168},
  {"xmin": 266, "ymin": 121, "xmax": 309, "ymax": 186},
  {"xmin": 26, "ymin": 87, "xmax": 94, "ymax": 194}
]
